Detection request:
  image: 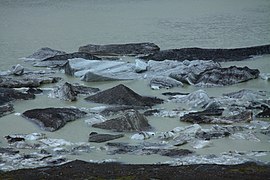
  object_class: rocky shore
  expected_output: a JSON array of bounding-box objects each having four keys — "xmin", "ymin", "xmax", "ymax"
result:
[
  {"xmin": 1, "ymin": 42, "xmax": 270, "ymax": 177},
  {"xmin": 0, "ymin": 160, "xmax": 269, "ymax": 180}
]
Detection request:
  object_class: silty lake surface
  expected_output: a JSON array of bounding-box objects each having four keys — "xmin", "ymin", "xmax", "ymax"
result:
[{"xmin": 0, "ymin": 0, "xmax": 270, "ymax": 170}]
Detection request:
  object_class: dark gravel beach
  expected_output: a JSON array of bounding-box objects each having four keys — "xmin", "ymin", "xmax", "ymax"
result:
[{"xmin": 1, "ymin": 160, "xmax": 269, "ymax": 180}]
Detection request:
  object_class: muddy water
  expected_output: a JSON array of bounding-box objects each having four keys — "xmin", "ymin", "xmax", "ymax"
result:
[{"xmin": 1, "ymin": 0, "xmax": 270, "ymax": 166}]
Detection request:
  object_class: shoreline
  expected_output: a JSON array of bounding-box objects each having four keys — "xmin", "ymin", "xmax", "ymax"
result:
[{"xmin": 1, "ymin": 160, "xmax": 269, "ymax": 179}]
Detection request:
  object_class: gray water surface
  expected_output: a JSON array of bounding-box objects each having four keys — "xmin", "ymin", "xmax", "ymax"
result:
[{"xmin": 1, "ymin": 0, "xmax": 270, "ymax": 68}]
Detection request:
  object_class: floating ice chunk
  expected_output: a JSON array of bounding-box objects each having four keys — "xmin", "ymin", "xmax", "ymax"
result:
[
  {"xmin": 131, "ymin": 132, "xmax": 155, "ymax": 140},
  {"xmin": 48, "ymin": 91, "xmax": 57, "ymax": 98},
  {"xmin": 89, "ymin": 159, "xmax": 118, "ymax": 163},
  {"xmin": 25, "ymin": 133, "xmax": 46, "ymax": 141},
  {"xmin": 40, "ymin": 87, "xmax": 54, "ymax": 91},
  {"xmin": 172, "ymin": 127, "xmax": 184, "ymax": 132},
  {"xmin": 171, "ymin": 90, "xmax": 211, "ymax": 108},
  {"xmin": 159, "ymin": 131, "xmax": 176, "ymax": 139},
  {"xmin": 181, "ymin": 124, "xmax": 202, "ymax": 135},
  {"xmin": 172, "ymin": 95, "xmax": 186, "ymax": 99},
  {"xmin": 230, "ymin": 132, "xmax": 260, "ymax": 142},
  {"xmin": 260, "ymin": 73, "xmax": 270, "ymax": 80},
  {"xmin": 89, "ymin": 106, "xmax": 107, "ymax": 113},
  {"xmin": 150, "ymin": 76, "xmax": 183, "ymax": 89},
  {"xmin": 52, "ymin": 147, "xmax": 69, "ymax": 154},
  {"xmin": 134, "ymin": 59, "xmax": 148, "ymax": 73},
  {"xmin": 251, "ymin": 120, "xmax": 270, "ymax": 130},
  {"xmin": 72, "ymin": 143, "xmax": 94, "ymax": 153},
  {"xmin": 247, "ymin": 151, "xmax": 267, "ymax": 157},
  {"xmin": 85, "ymin": 114, "xmax": 107, "ymax": 125},
  {"xmin": 5, "ymin": 133, "xmax": 46, "ymax": 142},
  {"xmin": 153, "ymin": 110, "xmax": 183, "ymax": 118},
  {"xmin": 150, "ymin": 85, "xmax": 160, "ymax": 90},
  {"xmin": 131, "ymin": 133, "xmax": 146, "ymax": 140},
  {"xmin": 183, "ymin": 60, "xmax": 190, "ymax": 66},
  {"xmin": 53, "ymin": 147, "xmax": 65, "ymax": 152},
  {"xmin": 191, "ymin": 140, "xmax": 212, "ymax": 149},
  {"xmin": 167, "ymin": 153, "xmax": 253, "ymax": 166},
  {"xmin": 39, "ymin": 138, "xmax": 73, "ymax": 147}
]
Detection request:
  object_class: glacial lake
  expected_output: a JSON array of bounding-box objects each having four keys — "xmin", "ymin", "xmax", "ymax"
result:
[{"xmin": 0, "ymin": 0, "xmax": 270, "ymax": 169}]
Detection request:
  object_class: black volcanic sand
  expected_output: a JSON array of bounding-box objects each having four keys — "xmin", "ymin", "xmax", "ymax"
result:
[{"xmin": 0, "ymin": 160, "xmax": 269, "ymax": 180}]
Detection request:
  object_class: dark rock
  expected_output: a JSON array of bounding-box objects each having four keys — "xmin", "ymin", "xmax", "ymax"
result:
[
  {"xmin": 158, "ymin": 149, "xmax": 193, "ymax": 157},
  {"xmin": 10, "ymin": 64, "xmax": 24, "ymax": 76},
  {"xmin": 26, "ymin": 88, "xmax": 43, "ymax": 94},
  {"xmin": 43, "ymin": 52, "xmax": 101, "ymax": 61},
  {"xmin": 99, "ymin": 105, "xmax": 140, "ymax": 116},
  {"xmin": 88, "ymin": 132, "xmax": 124, "ymax": 143},
  {"xmin": 187, "ymin": 108, "xmax": 224, "ymax": 116},
  {"xmin": 223, "ymin": 89, "xmax": 267, "ymax": 100},
  {"xmin": 85, "ymin": 84, "xmax": 163, "ymax": 107},
  {"xmin": 261, "ymin": 129, "xmax": 270, "ymax": 136},
  {"xmin": 180, "ymin": 114, "xmax": 214, "ymax": 124},
  {"xmin": 106, "ymin": 142, "xmax": 141, "ymax": 154},
  {"xmin": 256, "ymin": 106, "xmax": 270, "ymax": 118},
  {"xmin": 195, "ymin": 130, "xmax": 230, "ymax": 140},
  {"xmin": 47, "ymin": 158, "xmax": 67, "ymax": 165},
  {"xmin": 143, "ymin": 109, "xmax": 161, "ymax": 116},
  {"xmin": 229, "ymin": 111, "xmax": 253, "ymax": 122},
  {"xmin": 139, "ymin": 147, "xmax": 193, "ymax": 157},
  {"xmin": 214, "ymin": 125, "xmax": 245, "ymax": 134},
  {"xmin": 4, "ymin": 135, "xmax": 25, "ymax": 143},
  {"xmin": 72, "ymin": 84, "xmax": 100, "ymax": 95},
  {"xmin": 40, "ymin": 149, "xmax": 51, "ymax": 155},
  {"xmin": 0, "ymin": 103, "xmax": 14, "ymax": 117},
  {"xmin": 195, "ymin": 125, "xmax": 245, "ymax": 140},
  {"xmin": 171, "ymin": 66, "xmax": 259, "ymax": 87},
  {"xmin": 0, "ymin": 148, "xmax": 19, "ymax": 155},
  {"xmin": 0, "ymin": 96, "xmax": 10, "ymax": 106},
  {"xmin": 168, "ymin": 60, "xmax": 221, "ymax": 85},
  {"xmin": 71, "ymin": 145, "xmax": 93, "ymax": 154},
  {"xmin": 106, "ymin": 142, "xmax": 193, "ymax": 157},
  {"xmin": 162, "ymin": 92, "xmax": 189, "ymax": 96},
  {"xmin": 81, "ymin": 71, "xmax": 122, "ymax": 82},
  {"xmin": 142, "ymin": 44, "xmax": 270, "ymax": 61},
  {"xmin": 56, "ymin": 82, "xmax": 77, "ymax": 101},
  {"xmin": 0, "ymin": 87, "xmax": 35, "ymax": 101},
  {"xmin": 180, "ymin": 111, "xmax": 252, "ymax": 124},
  {"xmin": 26, "ymin": 47, "xmax": 66, "ymax": 60},
  {"xmin": 52, "ymin": 82, "xmax": 100, "ymax": 101},
  {"xmin": 0, "ymin": 88, "xmax": 34, "ymax": 117},
  {"xmin": 92, "ymin": 110, "xmax": 151, "ymax": 132},
  {"xmin": 22, "ymin": 108, "xmax": 87, "ymax": 131},
  {"xmin": 0, "ymin": 76, "xmax": 61, "ymax": 88},
  {"xmin": 173, "ymin": 139, "xmax": 189, "ymax": 147},
  {"xmin": 149, "ymin": 76, "xmax": 183, "ymax": 89},
  {"xmin": 262, "ymin": 100, "xmax": 270, "ymax": 107},
  {"xmin": 34, "ymin": 52, "xmax": 101, "ymax": 67},
  {"xmin": 79, "ymin": 42, "xmax": 160, "ymax": 56}
]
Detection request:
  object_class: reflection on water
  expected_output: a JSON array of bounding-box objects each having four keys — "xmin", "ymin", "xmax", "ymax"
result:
[{"xmin": 0, "ymin": 0, "xmax": 270, "ymax": 167}]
